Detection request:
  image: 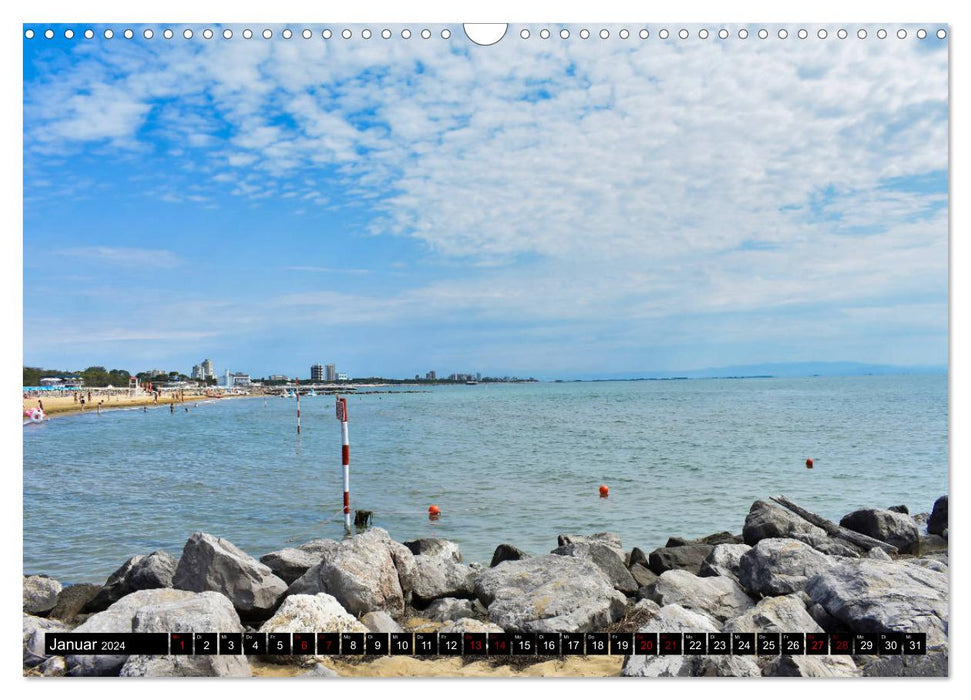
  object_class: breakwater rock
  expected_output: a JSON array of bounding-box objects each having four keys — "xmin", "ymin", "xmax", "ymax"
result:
[{"xmin": 24, "ymin": 494, "xmax": 948, "ymax": 677}]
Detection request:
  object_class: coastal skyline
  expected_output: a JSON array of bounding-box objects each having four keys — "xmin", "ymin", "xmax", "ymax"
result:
[{"xmin": 23, "ymin": 25, "xmax": 948, "ymax": 379}]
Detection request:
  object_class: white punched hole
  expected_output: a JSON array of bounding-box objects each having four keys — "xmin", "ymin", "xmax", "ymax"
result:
[
  {"xmin": 659, "ymin": 29, "xmax": 669, "ymax": 39},
  {"xmin": 441, "ymin": 28, "xmax": 451, "ymax": 39},
  {"xmin": 64, "ymin": 29, "xmax": 74, "ymax": 39},
  {"xmin": 163, "ymin": 28, "xmax": 173, "ymax": 39},
  {"xmin": 124, "ymin": 28, "xmax": 133, "ymax": 39},
  {"xmin": 718, "ymin": 29, "xmax": 728, "ymax": 39},
  {"xmin": 302, "ymin": 29, "xmax": 311, "ymax": 39},
  {"xmin": 382, "ymin": 29, "xmax": 391, "ymax": 39},
  {"xmin": 778, "ymin": 28, "xmax": 788, "ymax": 39},
  {"xmin": 937, "ymin": 29, "xmax": 947, "ymax": 39},
  {"xmin": 362, "ymin": 29, "xmax": 372, "ymax": 39},
  {"xmin": 540, "ymin": 28, "xmax": 550, "ymax": 40},
  {"xmin": 463, "ymin": 24, "xmax": 506, "ymax": 45},
  {"xmin": 601, "ymin": 29, "xmax": 610, "ymax": 39},
  {"xmin": 323, "ymin": 29, "xmax": 333, "ymax": 39},
  {"xmin": 738, "ymin": 28, "xmax": 749, "ymax": 39},
  {"xmin": 877, "ymin": 29, "xmax": 887, "ymax": 39},
  {"xmin": 24, "ymin": 28, "xmax": 34, "ymax": 39},
  {"xmin": 402, "ymin": 29, "xmax": 411, "ymax": 39},
  {"xmin": 183, "ymin": 29, "xmax": 193, "ymax": 39},
  {"xmin": 679, "ymin": 29, "xmax": 688, "ymax": 39},
  {"xmin": 44, "ymin": 28, "xmax": 54, "ymax": 39},
  {"xmin": 282, "ymin": 28, "xmax": 293, "ymax": 39},
  {"xmin": 223, "ymin": 29, "xmax": 232, "ymax": 39},
  {"xmin": 857, "ymin": 29, "xmax": 867, "ymax": 39},
  {"xmin": 758, "ymin": 28, "xmax": 768, "ymax": 39},
  {"xmin": 619, "ymin": 28, "xmax": 629, "ymax": 39},
  {"xmin": 699, "ymin": 29, "xmax": 709, "ymax": 39},
  {"xmin": 421, "ymin": 28, "xmax": 431, "ymax": 39},
  {"xmin": 818, "ymin": 29, "xmax": 828, "ymax": 39},
  {"xmin": 203, "ymin": 28, "xmax": 213, "ymax": 39},
  {"xmin": 798, "ymin": 28, "xmax": 808, "ymax": 39},
  {"xmin": 917, "ymin": 29, "xmax": 927, "ymax": 39},
  {"xmin": 520, "ymin": 29, "xmax": 530, "ymax": 39},
  {"xmin": 143, "ymin": 28, "xmax": 154, "ymax": 39},
  {"xmin": 104, "ymin": 29, "xmax": 114, "ymax": 39},
  {"xmin": 579, "ymin": 28, "xmax": 590, "ymax": 39},
  {"xmin": 262, "ymin": 29, "xmax": 272, "ymax": 39},
  {"xmin": 341, "ymin": 29, "xmax": 351, "ymax": 39},
  {"xmin": 638, "ymin": 29, "xmax": 648, "ymax": 39},
  {"xmin": 837, "ymin": 29, "xmax": 848, "ymax": 39},
  {"xmin": 560, "ymin": 28, "xmax": 570, "ymax": 39},
  {"xmin": 242, "ymin": 28, "xmax": 253, "ymax": 39},
  {"xmin": 897, "ymin": 29, "xmax": 907, "ymax": 39}
]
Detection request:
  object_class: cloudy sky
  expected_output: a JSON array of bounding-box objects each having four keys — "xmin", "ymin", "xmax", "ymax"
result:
[{"xmin": 22, "ymin": 24, "xmax": 948, "ymax": 379}]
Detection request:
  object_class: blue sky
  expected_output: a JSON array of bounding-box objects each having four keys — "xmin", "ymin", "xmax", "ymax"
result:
[{"xmin": 22, "ymin": 24, "xmax": 948, "ymax": 379}]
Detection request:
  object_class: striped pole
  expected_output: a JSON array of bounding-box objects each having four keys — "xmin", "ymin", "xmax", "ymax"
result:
[
  {"xmin": 337, "ymin": 395, "xmax": 351, "ymax": 534},
  {"xmin": 296, "ymin": 379, "xmax": 301, "ymax": 435}
]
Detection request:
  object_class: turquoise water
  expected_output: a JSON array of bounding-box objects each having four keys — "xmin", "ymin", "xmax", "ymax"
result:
[{"xmin": 23, "ymin": 374, "xmax": 948, "ymax": 583}]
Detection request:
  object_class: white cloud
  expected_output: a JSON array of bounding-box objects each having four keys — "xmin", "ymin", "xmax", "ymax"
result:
[{"xmin": 54, "ymin": 246, "xmax": 185, "ymax": 268}]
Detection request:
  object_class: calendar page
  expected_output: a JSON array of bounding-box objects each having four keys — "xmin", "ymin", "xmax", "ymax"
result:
[{"xmin": 22, "ymin": 19, "xmax": 949, "ymax": 680}]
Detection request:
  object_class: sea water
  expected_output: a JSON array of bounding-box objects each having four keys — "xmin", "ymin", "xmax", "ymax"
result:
[{"xmin": 23, "ymin": 374, "xmax": 948, "ymax": 583}]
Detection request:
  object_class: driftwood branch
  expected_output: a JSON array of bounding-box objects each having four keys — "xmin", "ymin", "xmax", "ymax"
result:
[{"xmin": 770, "ymin": 495, "xmax": 898, "ymax": 555}]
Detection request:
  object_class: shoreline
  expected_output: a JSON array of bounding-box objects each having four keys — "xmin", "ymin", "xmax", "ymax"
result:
[
  {"xmin": 22, "ymin": 392, "xmax": 253, "ymax": 421},
  {"xmin": 23, "ymin": 494, "xmax": 948, "ymax": 678}
]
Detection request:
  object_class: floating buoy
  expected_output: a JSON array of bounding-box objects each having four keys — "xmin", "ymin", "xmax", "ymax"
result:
[
  {"xmin": 428, "ymin": 505, "xmax": 441, "ymax": 520},
  {"xmin": 599, "ymin": 484, "xmax": 609, "ymax": 498},
  {"xmin": 806, "ymin": 458, "xmax": 814, "ymax": 469},
  {"xmin": 27, "ymin": 408, "xmax": 44, "ymax": 423}
]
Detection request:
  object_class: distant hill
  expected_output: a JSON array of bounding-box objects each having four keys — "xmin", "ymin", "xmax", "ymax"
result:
[{"xmin": 564, "ymin": 361, "xmax": 946, "ymax": 382}]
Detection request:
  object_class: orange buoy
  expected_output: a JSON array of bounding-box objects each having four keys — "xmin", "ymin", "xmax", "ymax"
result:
[
  {"xmin": 428, "ymin": 505, "xmax": 441, "ymax": 519},
  {"xmin": 599, "ymin": 484, "xmax": 609, "ymax": 498},
  {"xmin": 806, "ymin": 458, "xmax": 814, "ymax": 469}
]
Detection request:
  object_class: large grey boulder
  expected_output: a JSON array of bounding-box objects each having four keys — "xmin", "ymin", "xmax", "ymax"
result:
[
  {"xmin": 723, "ymin": 593, "xmax": 822, "ymax": 633},
  {"xmin": 804, "ymin": 559, "xmax": 948, "ymax": 648},
  {"xmin": 39, "ymin": 656, "xmax": 68, "ymax": 676},
  {"xmin": 927, "ymin": 496, "xmax": 948, "ymax": 536},
  {"xmin": 286, "ymin": 528, "xmax": 405, "ymax": 616},
  {"xmin": 23, "ymin": 613, "xmax": 70, "ymax": 668},
  {"xmin": 790, "ymin": 533, "xmax": 862, "ymax": 558},
  {"xmin": 51, "ymin": 583, "xmax": 101, "ymax": 622},
  {"xmin": 120, "ymin": 654, "xmax": 250, "ymax": 677},
  {"xmin": 120, "ymin": 590, "xmax": 249, "ymax": 677},
  {"xmin": 66, "ymin": 589, "xmax": 206, "ymax": 676},
  {"xmin": 173, "ymin": 533, "xmax": 287, "ymax": 619},
  {"xmin": 259, "ymin": 545, "xmax": 333, "ymax": 585},
  {"xmin": 738, "ymin": 538, "xmax": 834, "ymax": 596},
  {"xmin": 403, "ymin": 538, "xmax": 462, "ymax": 562},
  {"xmin": 918, "ymin": 534, "xmax": 948, "ymax": 555},
  {"xmin": 557, "ymin": 532, "xmax": 624, "ymax": 559},
  {"xmin": 643, "ymin": 570, "xmax": 753, "ymax": 623},
  {"xmin": 423, "ymin": 597, "xmax": 478, "ymax": 622},
  {"xmin": 552, "ymin": 542, "xmax": 638, "ymax": 594},
  {"xmin": 743, "ymin": 500, "xmax": 826, "ymax": 545},
  {"xmin": 490, "ymin": 544, "xmax": 529, "ymax": 567},
  {"xmin": 647, "ymin": 544, "xmax": 713, "ymax": 576},
  {"xmin": 410, "ymin": 554, "xmax": 476, "ymax": 604},
  {"xmin": 863, "ymin": 654, "xmax": 948, "ymax": 677},
  {"xmin": 86, "ymin": 551, "xmax": 178, "ymax": 612},
  {"xmin": 259, "ymin": 593, "xmax": 366, "ymax": 634},
  {"xmin": 131, "ymin": 590, "xmax": 243, "ymax": 635},
  {"xmin": 621, "ymin": 604, "xmax": 718, "ymax": 677},
  {"xmin": 474, "ymin": 554, "xmax": 626, "ymax": 632},
  {"xmin": 23, "ymin": 575, "xmax": 62, "ymax": 615},
  {"xmin": 764, "ymin": 655, "xmax": 860, "ymax": 677},
  {"xmin": 696, "ymin": 655, "xmax": 762, "ymax": 677},
  {"xmin": 699, "ymin": 543, "xmax": 750, "ymax": 580},
  {"xmin": 839, "ymin": 509, "xmax": 920, "ymax": 554}
]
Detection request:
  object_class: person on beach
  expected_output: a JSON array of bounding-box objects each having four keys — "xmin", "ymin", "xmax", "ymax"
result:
[
  {"xmin": 79, "ymin": 396, "xmax": 85, "ymax": 411},
  {"xmin": 38, "ymin": 399, "xmax": 44, "ymax": 413},
  {"xmin": 73, "ymin": 392, "xmax": 78, "ymax": 404},
  {"xmin": 170, "ymin": 402, "xmax": 175, "ymax": 414}
]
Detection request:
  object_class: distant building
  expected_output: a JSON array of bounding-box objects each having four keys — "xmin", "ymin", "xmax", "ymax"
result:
[
  {"xmin": 476, "ymin": 372, "xmax": 481, "ymax": 381},
  {"xmin": 192, "ymin": 359, "xmax": 215, "ymax": 381},
  {"xmin": 425, "ymin": 371, "xmax": 436, "ymax": 381},
  {"xmin": 336, "ymin": 372, "xmax": 349, "ymax": 381},
  {"xmin": 268, "ymin": 374, "xmax": 288, "ymax": 382},
  {"xmin": 311, "ymin": 364, "xmax": 324, "ymax": 382},
  {"xmin": 325, "ymin": 364, "xmax": 336, "ymax": 382},
  {"xmin": 221, "ymin": 371, "xmax": 251, "ymax": 387}
]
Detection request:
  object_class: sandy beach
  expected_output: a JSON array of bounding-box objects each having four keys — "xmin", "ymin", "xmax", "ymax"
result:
[{"xmin": 23, "ymin": 391, "xmax": 216, "ymax": 419}]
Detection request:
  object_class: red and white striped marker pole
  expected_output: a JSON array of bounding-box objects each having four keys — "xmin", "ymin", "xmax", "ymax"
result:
[
  {"xmin": 295, "ymin": 379, "xmax": 301, "ymax": 435},
  {"xmin": 337, "ymin": 395, "xmax": 351, "ymax": 534}
]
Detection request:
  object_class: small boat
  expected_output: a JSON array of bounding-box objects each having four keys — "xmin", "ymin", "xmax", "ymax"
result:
[{"xmin": 465, "ymin": 380, "xmax": 479, "ymax": 385}]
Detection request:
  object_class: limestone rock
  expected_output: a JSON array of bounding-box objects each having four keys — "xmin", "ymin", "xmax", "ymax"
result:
[
  {"xmin": 804, "ymin": 558, "xmax": 948, "ymax": 648},
  {"xmin": 120, "ymin": 655, "xmax": 250, "ymax": 677},
  {"xmin": 699, "ymin": 543, "xmax": 750, "ymax": 580},
  {"xmin": 286, "ymin": 528, "xmax": 405, "ymax": 616},
  {"xmin": 723, "ymin": 593, "xmax": 822, "ymax": 633},
  {"xmin": 438, "ymin": 618, "xmax": 504, "ymax": 634},
  {"xmin": 86, "ymin": 551, "xmax": 178, "ymax": 612},
  {"xmin": 173, "ymin": 533, "xmax": 286, "ymax": 619},
  {"xmin": 644, "ymin": 570, "xmax": 753, "ymax": 623},
  {"xmin": 621, "ymin": 604, "xmax": 718, "ymax": 677},
  {"xmin": 742, "ymin": 500, "xmax": 826, "ymax": 545},
  {"xmin": 410, "ymin": 554, "xmax": 476, "ymax": 604},
  {"xmin": 863, "ymin": 654, "xmax": 948, "ymax": 677},
  {"xmin": 258, "ymin": 593, "xmax": 367, "ymax": 634},
  {"xmin": 473, "ymin": 554, "xmax": 626, "ymax": 633},
  {"xmin": 763, "ymin": 655, "xmax": 860, "ymax": 677},
  {"xmin": 23, "ymin": 575, "xmax": 62, "ymax": 615},
  {"xmin": 839, "ymin": 509, "xmax": 920, "ymax": 554},
  {"xmin": 552, "ymin": 541, "xmax": 638, "ymax": 594},
  {"xmin": 630, "ymin": 563, "xmax": 658, "ymax": 589},
  {"xmin": 23, "ymin": 613, "xmax": 70, "ymax": 668},
  {"xmin": 738, "ymin": 538, "xmax": 834, "ymax": 596}
]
